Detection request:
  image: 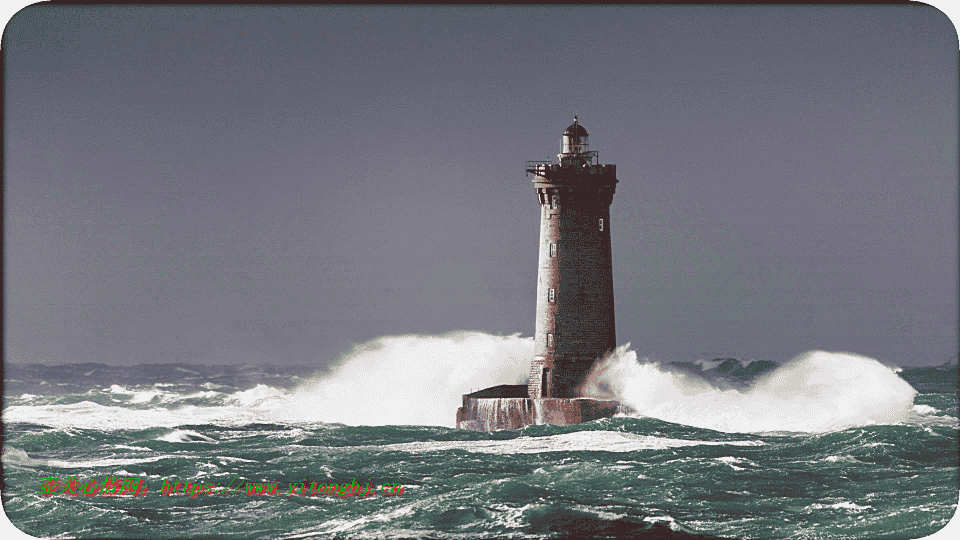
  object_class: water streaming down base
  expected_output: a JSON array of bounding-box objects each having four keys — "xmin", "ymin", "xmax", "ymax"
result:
[{"xmin": 456, "ymin": 385, "xmax": 621, "ymax": 430}]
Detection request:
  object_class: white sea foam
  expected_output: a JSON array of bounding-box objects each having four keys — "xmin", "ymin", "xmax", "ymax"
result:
[
  {"xmin": 823, "ymin": 455, "xmax": 859, "ymax": 463},
  {"xmin": 113, "ymin": 445, "xmax": 151, "ymax": 452},
  {"xmin": 3, "ymin": 400, "xmax": 265, "ymax": 430},
  {"xmin": 582, "ymin": 347, "xmax": 918, "ymax": 433},
  {"xmin": 179, "ymin": 390, "xmax": 219, "ymax": 400},
  {"xmin": 2, "ymin": 445, "xmax": 165, "ymax": 469},
  {"xmin": 227, "ymin": 384, "xmax": 288, "ymax": 407},
  {"xmin": 348, "ymin": 430, "xmax": 763, "ymax": 455},
  {"xmin": 270, "ymin": 331, "xmax": 534, "ymax": 427},
  {"xmin": 157, "ymin": 429, "xmax": 216, "ymax": 443},
  {"xmin": 912, "ymin": 404, "xmax": 938, "ymax": 415},
  {"xmin": 129, "ymin": 389, "xmax": 165, "ymax": 403},
  {"xmin": 806, "ymin": 501, "xmax": 873, "ymax": 512},
  {"xmin": 716, "ymin": 456, "xmax": 755, "ymax": 470},
  {"xmin": 903, "ymin": 405, "xmax": 958, "ymax": 428}
]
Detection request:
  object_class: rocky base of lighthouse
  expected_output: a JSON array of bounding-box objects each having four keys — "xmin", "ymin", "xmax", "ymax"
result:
[{"xmin": 455, "ymin": 387, "xmax": 620, "ymax": 431}]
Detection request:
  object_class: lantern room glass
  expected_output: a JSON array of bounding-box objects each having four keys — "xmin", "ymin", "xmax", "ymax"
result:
[{"xmin": 562, "ymin": 133, "xmax": 588, "ymax": 154}]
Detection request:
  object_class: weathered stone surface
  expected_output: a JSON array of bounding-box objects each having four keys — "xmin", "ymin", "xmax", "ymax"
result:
[
  {"xmin": 456, "ymin": 396, "xmax": 620, "ymax": 431},
  {"xmin": 527, "ymin": 120, "xmax": 619, "ymax": 400}
]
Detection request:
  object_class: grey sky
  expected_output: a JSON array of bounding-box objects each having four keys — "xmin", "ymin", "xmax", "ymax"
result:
[{"xmin": 4, "ymin": 5, "xmax": 957, "ymax": 368}]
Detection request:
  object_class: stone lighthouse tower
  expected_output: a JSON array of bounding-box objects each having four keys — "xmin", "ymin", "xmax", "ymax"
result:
[
  {"xmin": 454, "ymin": 118, "xmax": 620, "ymax": 430},
  {"xmin": 527, "ymin": 117, "xmax": 619, "ymax": 398}
]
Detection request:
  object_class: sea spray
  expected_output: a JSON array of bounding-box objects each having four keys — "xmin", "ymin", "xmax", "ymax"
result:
[
  {"xmin": 2, "ymin": 332, "xmax": 534, "ymax": 429},
  {"xmin": 275, "ymin": 331, "xmax": 534, "ymax": 426},
  {"xmin": 3, "ymin": 335, "xmax": 919, "ymax": 432},
  {"xmin": 582, "ymin": 347, "xmax": 918, "ymax": 433}
]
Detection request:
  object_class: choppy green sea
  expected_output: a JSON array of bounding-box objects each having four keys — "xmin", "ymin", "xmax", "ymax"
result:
[{"xmin": 3, "ymin": 351, "xmax": 957, "ymax": 539}]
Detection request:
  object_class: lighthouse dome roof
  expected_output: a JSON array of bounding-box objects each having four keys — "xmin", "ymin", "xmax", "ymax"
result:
[{"xmin": 564, "ymin": 121, "xmax": 588, "ymax": 137}]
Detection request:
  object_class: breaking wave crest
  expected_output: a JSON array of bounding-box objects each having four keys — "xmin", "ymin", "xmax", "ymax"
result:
[
  {"xmin": 276, "ymin": 331, "xmax": 533, "ymax": 426},
  {"xmin": 582, "ymin": 347, "xmax": 918, "ymax": 433}
]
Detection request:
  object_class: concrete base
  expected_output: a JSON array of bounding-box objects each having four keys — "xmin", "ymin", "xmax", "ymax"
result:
[{"xmin": 456, "ymin": 397, "xmax": 620, "ymax": 431}]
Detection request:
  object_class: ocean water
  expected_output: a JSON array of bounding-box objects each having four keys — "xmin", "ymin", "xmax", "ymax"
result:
[{"xmin": 2, "ymin": 334, "xmax": 958, "ymax": 539}]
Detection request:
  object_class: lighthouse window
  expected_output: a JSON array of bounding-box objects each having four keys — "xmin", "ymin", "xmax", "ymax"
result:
[
  {"xmin": 549, "ymin": 243, "xmax": 556, "ymax": 257},
  {"xmin": 546, "ymin": 333, "xmax": 554, "ymax": 347},
  {"xmin": 599, "ymin": 218, "xmax": 604, "ymax": 231},
  {"xmin": 551, "ymin": 197, "xmax": 558, "ymax": 209},
  {"xmin": 549, "ymin": 288, "xmax": 555, "ymax": 302}
]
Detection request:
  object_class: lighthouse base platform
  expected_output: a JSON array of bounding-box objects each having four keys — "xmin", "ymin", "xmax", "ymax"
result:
[{"xmin": 455, "ymin": 385, "xmax": 620, "ymax": 431}]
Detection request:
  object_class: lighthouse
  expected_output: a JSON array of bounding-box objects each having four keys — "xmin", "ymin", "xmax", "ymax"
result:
[
  {"xmin": 527, "ymin": 117, "xmax": 618, "ymax": 398},
  {"xmin": 455, "ymin": 118, "xmax": 621, "ymax": 430}
]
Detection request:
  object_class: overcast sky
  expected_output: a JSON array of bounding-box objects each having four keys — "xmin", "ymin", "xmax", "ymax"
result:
[{"xmin": 4, "ymin": 5, "xmax": 957, "ymax": 368}]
